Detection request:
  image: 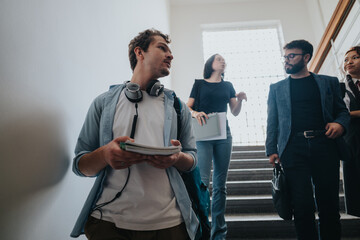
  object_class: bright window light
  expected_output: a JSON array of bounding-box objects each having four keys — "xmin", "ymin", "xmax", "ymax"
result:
[{"xmin": 202, "ymin": 27, "xmax": 286, "ymax": 145}]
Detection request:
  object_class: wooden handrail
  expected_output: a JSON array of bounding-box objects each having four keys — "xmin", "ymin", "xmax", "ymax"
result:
[{"xmin": 309, "ymin": 0, "xmax": 356, "ymax": 73}]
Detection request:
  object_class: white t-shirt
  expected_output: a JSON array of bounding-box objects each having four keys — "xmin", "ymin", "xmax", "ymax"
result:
[{"xmin": 92, "ymin": 90, "xmax": 183, "ymax": 230}]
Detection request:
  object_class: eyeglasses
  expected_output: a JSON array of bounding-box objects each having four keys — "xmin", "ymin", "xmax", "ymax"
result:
[{"xmin": 282, "ymin": 53, "xmax": 305, "ymax": 61}]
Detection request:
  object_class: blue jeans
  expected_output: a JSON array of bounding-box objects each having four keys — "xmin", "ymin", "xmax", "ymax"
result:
[{"xmin": 196, "ymin": 133, "xmax": 232, "ymax": 240}]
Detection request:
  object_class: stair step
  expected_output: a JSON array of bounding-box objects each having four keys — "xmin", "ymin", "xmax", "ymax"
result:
[
  {"xmin": 211, "ymin": 180, "xmax": 272, "ymax": 195},
  {"xmin": 232, "ymin": 146, "xmax": 265, "ymax": 151},
  {"xmin": 227, "ymin": 238, "xmax": 297, "ymax": 240},
  {"xmin": 224, "ymin": 195, "xmax": 276, "ymax": 214},
  {"xmin": 229, "ymin": 159, "xmax": 270, "ymax": 169},
  {"xmin": 209, "ymin": 180, "xmax": 344, "ymax": 195},
  {"xmin": 226, "ymin": 168, "xmax": 273, "ymax": 181},
  {"xmin": 210, "ymin": 195, "xmax": 346, "ymax": 214},
  {"xmin": 228, "ymin": 238, "xmax": 360, "ymax": 240},
  {"xmin": 231, "ymin": 150, "xmax": 267, "ymax": 159},
  {"xmin": 223, "ymin": 213, "xmax": 360, "ymax": 239},
  {"xmin": 211, "ymin": 168, "xmax": 273, "ymax": 181}
]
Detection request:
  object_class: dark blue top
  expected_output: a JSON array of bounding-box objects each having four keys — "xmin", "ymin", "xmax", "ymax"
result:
[
  {"xmin": 290, "ymin": 75, "xmax": 325, "ymax": 132},
  {"xmin": 189, "ymin": 79, "xmax": 236, "ymax": 114}
]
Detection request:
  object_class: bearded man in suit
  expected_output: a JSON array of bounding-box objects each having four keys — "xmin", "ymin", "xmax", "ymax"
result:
[{"xmin": 266, "ymin": 39, "xmax": 350, "ymax": 240}]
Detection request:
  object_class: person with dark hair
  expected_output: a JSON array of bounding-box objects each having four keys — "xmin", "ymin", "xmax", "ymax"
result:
[
  {"xmin": 283, "ymin": 39, "xmax": 314, "ymax": 62},
  {"xmin": 266, "ymin": 39, "xmax": 350, "ymax": 239},
  {"xmin": 128, "ymin": 29, "xmax": 170, "ymax": 71},
  {"xmin": 70, "ymin": 29, "xmax": 199, "ymax": 240},
  {"xmin": 186, "ymin": 54, "xmax": 247, "ymax": 240},
  {"xmin": 342, "ymin": 45, "xmax": 360, "ymax": 217}
]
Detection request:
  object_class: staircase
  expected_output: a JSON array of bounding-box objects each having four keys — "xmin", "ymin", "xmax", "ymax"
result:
[{"xmin": 209, "ymin": 145, "xmax": 360, "ymax": 239}]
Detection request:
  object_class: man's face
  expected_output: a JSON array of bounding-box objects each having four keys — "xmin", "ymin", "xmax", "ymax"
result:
[
  {"xmin": 283, "ymin": 48, "xmax": 306, "ymax": 74},
  {"xmin": 344, "ymin": 50, "xmax": 360, "ymax": 77},
  {"xmin": 142, "ymin": 35, "xmax": 173, "ymax": 79}
]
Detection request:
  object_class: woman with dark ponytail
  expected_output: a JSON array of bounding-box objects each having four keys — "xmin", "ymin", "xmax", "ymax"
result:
[
  {"xmin": 186, "ymin": 54, "xmax": 247, "ymax": 240},
  {"xmin": 342, "ymin": 45, "xmax": 360, "ymax": 217}
]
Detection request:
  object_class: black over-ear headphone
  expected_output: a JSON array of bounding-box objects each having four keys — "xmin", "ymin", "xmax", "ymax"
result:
[
  {"xmin": 146, "ymin": 79, "xmax": 164, "ymax": 97},
  {"xmin": 124, "ymin": 80, "xmax": 164, "ymax": 139},
  {"xmin": 124, "ymin": 80, "xmax": 164, "ymax": 103},
  {"xmin": 124, "ymin": 82, "xmax": 143, "ymax": 103}
]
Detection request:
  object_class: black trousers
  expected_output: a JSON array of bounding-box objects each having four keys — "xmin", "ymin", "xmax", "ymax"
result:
[
  {"xmin": 343, "ymin": 121, "xmax": 360, "ymax": 217},
  {"xmin": 281, "ymin": 135, "xmax": 341, "ymax": 240},
  {"xmin": 84, "ymin": 216, "xmax": 189, "ymax": 240}
]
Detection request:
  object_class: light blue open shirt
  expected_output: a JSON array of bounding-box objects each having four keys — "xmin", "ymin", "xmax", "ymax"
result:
[{"xmin": 70, "ymin": 84, "xmax": 199, "ymax": 239}]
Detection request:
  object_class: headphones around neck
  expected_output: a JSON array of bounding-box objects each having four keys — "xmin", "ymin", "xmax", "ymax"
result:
[{"xmin": 124, "ymin": 80, "xmax": 164, "ymax": 103}]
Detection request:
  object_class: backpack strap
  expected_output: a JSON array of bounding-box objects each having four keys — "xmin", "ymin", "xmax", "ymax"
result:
[
  {"xmin": 173, "ymin": 92, "xmax": 211, "ymax": 240},
  {"xmin": 173, "ymin": 92, "xmax": 181, "ymax": 140}
]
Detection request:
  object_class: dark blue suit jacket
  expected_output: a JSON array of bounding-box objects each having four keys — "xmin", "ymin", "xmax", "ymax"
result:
[{"xmin": 266, "ymin": 73, "xmax": 350, "ymax": 159}]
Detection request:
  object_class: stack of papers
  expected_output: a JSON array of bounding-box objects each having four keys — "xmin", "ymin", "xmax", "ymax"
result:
[
  {"xmin": 192, "ymin": 112, "xmax": 227, "ymax": 141},
  {"xmin": 120, "ymin": 140, "xmax": 181, "ymax": 155}
]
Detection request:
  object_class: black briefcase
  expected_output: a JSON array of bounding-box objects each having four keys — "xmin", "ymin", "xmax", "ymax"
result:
[{"xmin": 272, "ymin": 163, "xmax": 293, "ymax": 220}]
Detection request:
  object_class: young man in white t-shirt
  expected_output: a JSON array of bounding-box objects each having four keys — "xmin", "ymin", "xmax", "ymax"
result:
[{"xmin": 71, "ymin": 29, "xmax": 198, "ymax": 240}]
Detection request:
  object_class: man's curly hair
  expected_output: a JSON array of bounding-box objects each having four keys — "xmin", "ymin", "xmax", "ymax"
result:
[{"xmin": 128, "ymin": 29, "xmax": 171, "ymax": 71}]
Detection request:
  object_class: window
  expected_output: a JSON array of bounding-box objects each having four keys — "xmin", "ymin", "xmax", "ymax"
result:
[{"xmin": 202, "ymin": 23, "xmax": 286, "ymax": 145}]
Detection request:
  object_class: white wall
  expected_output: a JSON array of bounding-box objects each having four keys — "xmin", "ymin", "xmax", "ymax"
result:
[
  {"xmin": 319, "ymin": 0, "xmax": 340, "ymax": 26},
  {"xmin": 169, "ymin": 0, "xmax": 316, "ymax": 100},
  {"xmin": 304, "ymin": 0, "xmax": 360, "ymax": 79},
  {"xmin": 318, "ymin": 1, "xmax": 360, "ymax": 79},
  {"xmin": 304, "ymin": 0, "xmax": 339, "ymax": 49},
  {"xmin": 0, "ymin": 0, "xmax": 170, "ymax": 239}
]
